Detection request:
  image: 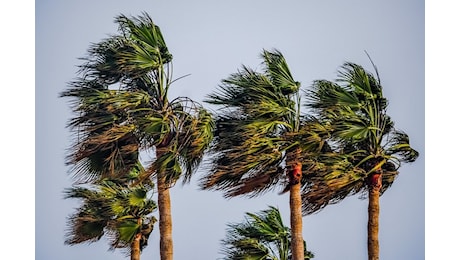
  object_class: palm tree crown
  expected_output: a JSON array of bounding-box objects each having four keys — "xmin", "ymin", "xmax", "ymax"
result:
[
  {"xmin": 61, "ymin": 12, "xmax": 214, "ymax": 186},
  {"xmin": 303, "ymin": 60, "xmax": 419, "ymax": 213},
  {"xmin": 64, "ymin": 179, "xmax": 157, "ymax": 256},
  {"xmin": 201, "ymin": 49, "xmax": 329, "ymax": 196},
  {"xmin": 221, "ymin": 206, "xmax": 314, "ymax": 260}
]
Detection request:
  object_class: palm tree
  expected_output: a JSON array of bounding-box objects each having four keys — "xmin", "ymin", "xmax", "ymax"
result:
[
  {"xmin": 303, "ymin": 59, "xmax": 419, "ymax": 260},
  {"xmin": 221, "ymin": 206, "xmax": 314, "ymax": 260},
  {"xmin": 201, "ymin": 49, "xmax": 331, "ymax": 260},
  {"xmin": 61, "ymin": 13, "xmax": 214, "ymax": 260},
  {"xmin": 64, "ymin": 180, "xmax": 157, "ymax": 260}
]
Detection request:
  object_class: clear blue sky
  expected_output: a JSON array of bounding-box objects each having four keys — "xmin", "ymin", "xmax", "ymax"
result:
[{"xmin": 5, "ymin": 0, "xmax": 451, "ymax": 259}]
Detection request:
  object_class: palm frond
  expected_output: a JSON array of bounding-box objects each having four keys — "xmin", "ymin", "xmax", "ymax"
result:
[
  {"xmin": 261, "ymin": 49, "xmax": 300, "ymax": 95},
  {"xmin": 384, "ymin": 130, "xmax": 419, "ymax": 163},
  {"xmin": 116, "ymin": 12, "xmax": 172, "ymax": 64},
  {"xmin": 176, "ymin": 106, "xmax": 215, "ymax": 183}
]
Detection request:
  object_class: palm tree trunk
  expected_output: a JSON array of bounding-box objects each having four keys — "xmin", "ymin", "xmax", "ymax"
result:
[
  {"xmin": 131, "ymin": 233, "xmax": 142, "ymax": 260},
  {"xmin": 290, "ymin": 181, "xmax": 304, "ymax": 260},
  {"xmin": 158, "ymin": 173, "xmax": 173, "ymax": 260},
  {"xmin": 290, "ymin": 161, "xmax": 304, "ymax": 260},
  {"xmin": 367, "ymin": 172, "xmax": 381, "ymax": 260}
]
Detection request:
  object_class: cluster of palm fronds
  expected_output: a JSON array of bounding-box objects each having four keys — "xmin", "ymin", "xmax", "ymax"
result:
[
  {"xmin": 221, "ymin": 206, "xmax": 314, "ymax": 260},
  {"xmin": 64, "ymin": 180, "xmax": 157, "ymax": 257}
]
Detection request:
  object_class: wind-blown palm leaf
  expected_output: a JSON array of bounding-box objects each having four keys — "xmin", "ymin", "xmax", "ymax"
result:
[
  {"xmin": 114, "ymin": 12, "xmax": 172, "ymax": 78},
  {"xmin": 78, "ymin": 12, "xmax": 172, "ymax": 85},
  {"xmin": 384, "ymin": 130, "xmax": 419, "ymax": 163}
]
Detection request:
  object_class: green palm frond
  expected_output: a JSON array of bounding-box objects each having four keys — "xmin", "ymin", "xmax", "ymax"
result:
[
  {"xmin": 80, "ymin": 37, "xmax": 127, "ymax": 84},
  {"xmin": 306, "ymin": 79, "xmax": 361, "ymax": 112},
  {"xmin": 384, "ymin": 130, "xmax": 419, "ymax": 163},
  {"xmin": 302, "ymin": 159, "xmax": 399, "ymax": 215},
  {"xmin": 117, "ymin": 220, "xmax": 141, "ymax": 244},
  {"xmin": 336, "ymin": 62, "xmax": 383, "ymax": 100},
  {"xmin": 201, "ymin": 117, "xmax": 285, "ymax": 197},
  {"xmin": 261, "ymin": 49, "xmax": 300, "ymax": 96},
  {"xmin": 205, "ymin": 53, "xmax": 296, "ymax": 121},
  {"xmin": 176, "ymin": 106, "xmax": 215, "ymax": 183},
  {"xmin": 302, "ymin": 166, "xmax": 366, "ymax": 214},
  {"xmin": 75, "ymin": 12, "xmax": 171, "ymax": 84},
  {"xmin": 64, "ymin": 215, "xmax": 106, "ymax": 245},
  {"xmin": 128, "ymin": 95, "xmax": 215, "ymax": 186},
  {"xmin": 116, "ymin": 12, "xmax": 172, "ymax": 64},
  {"xmin": 64, "ymin": 186, "xmax": 111, "ymax": 245},
  {"xmin": 128, "ymin": 186, "xmax": 148, "ymax": 207}
]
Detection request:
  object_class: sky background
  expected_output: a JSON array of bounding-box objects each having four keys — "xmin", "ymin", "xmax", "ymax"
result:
[{"xmin": 19, "ymin": 0, "xmax": 442, "ymax": 258}]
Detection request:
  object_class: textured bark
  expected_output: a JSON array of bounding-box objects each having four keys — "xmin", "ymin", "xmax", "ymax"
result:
[
  {"xmin": 158, "ymin": 174, "xmax": 173, "ymax": 260},
  {"xmin": 290, "ymin": 162, "xmax": 304, "ymax": 260},
  {"xmin": 367, "ymin": 175, "xmax": 381, "ymax": 260},
  {"xmin": 131, "ymin": 233, "xmax": 141, "ymax": 260}
]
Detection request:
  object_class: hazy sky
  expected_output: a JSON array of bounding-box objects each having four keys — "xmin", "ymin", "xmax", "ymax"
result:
[{"xmin": 32, "ymin": 0, "xmax": 428, "ymax": 259}]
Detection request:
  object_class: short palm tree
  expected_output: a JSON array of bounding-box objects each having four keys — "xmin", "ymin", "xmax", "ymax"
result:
[
  {"xmin": 304, "ymin": 60, "xmax": 419, "ymax": 260},
  {"xmin": 61, "ymin": 13, "xmax": 214, "ymax": 260},
  {"xmin": 201, "ymin": 49, "xmax": 331, "ymax": 259},
  {"xmin": 221, "ymin": 206, "xmax": 314, "ymax": 260},
  {"xmin": 64, "ymin": 180, "xmax": 157, "ymax": 260}
]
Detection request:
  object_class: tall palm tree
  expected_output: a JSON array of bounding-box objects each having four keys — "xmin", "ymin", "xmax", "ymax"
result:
[
  {"xmin": 201, "ymin": 49, "xmax": 331, "ymax": 260},
  {"xmin": 61, "ymin": 13, "xmax": 214, "ymax": 260},
  {"xmin": 221, "ymin": 206, "xmax": 314, "ymax": 260},
  {"xmin": 64, "ymin": 180, "xmax": 157, "ymax": 260},
  {"xmin": 303, "ymin": 59, "xmax": 419, "ymax": 260}
]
